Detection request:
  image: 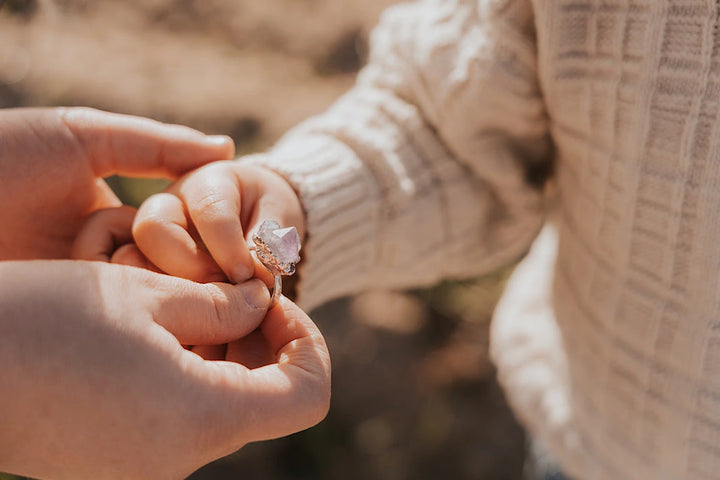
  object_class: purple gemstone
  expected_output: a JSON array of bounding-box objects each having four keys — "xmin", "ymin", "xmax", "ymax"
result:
[
  {"xmin": 272, "ymin": 226, "xmax": 301, "ymax": 264},
  {"xmin": 255, "ymin": 220, "xmax": 301, "ymax": 266},
  {"xmin": 257, "ymin": 220, "xmax": 281, "ymax": 243}
]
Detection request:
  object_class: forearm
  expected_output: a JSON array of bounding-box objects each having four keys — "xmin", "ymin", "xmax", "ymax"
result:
[
  {"xmin": 248, "ymin": 1, "xmax": 551, "ymax": 311},
  {"xmin": 249, "ymin": 86, "xmax": 548, "ymax": 312}
]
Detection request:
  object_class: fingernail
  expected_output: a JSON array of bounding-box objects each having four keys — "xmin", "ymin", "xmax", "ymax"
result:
[
  {"xmin": 241, "ymin": 279, "xmax": 270, "ymax": 310},
  {"xmin": 203, "ymin": 135, "xmax": 232, "ymax": 147}
]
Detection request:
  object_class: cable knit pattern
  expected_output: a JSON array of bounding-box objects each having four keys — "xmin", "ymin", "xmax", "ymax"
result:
[
  {"xmin": 247, "ymin": 1, "xmax": 720, "ymax": 479},
  {"xmin": 247, "ymin": 0, "xmax": 552, "ymax": 311}
]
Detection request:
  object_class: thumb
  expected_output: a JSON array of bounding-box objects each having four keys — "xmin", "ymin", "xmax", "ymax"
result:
[
  {"xmin": 125, "ymin": 266, "xmax": 270, "ymax": 345},
  {"xmin": 58, "ymin": 107, "xmax": 235, "ymax": 179}
]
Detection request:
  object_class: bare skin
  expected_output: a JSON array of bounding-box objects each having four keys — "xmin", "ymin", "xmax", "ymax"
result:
[
  {"xmin": 0, "ymin": 261, "xmax": 330, "ymax": 480},
  {"xmin": 0, "ymin": 108, "xmax": 330, "ymax": 480},
  {"xmin": 133, "ymin": 162, "xmax": 306, "ymax": 285},
  {"xmin": 0, "ymin": 107, "xmax": 234, "ymax": 260},
  {"xmin": 72, "ymin": 161, "xmax": 306, "ymax": 289}
]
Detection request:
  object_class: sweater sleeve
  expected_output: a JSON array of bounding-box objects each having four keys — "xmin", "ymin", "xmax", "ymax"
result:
[{"xmin": 245, "ymin": 0, "xmax": 552, "ymax": 311}]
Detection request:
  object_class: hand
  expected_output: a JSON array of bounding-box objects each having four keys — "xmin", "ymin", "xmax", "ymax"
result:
[
  {"xmin": 71, "ymin": 204, "xmax": 157, "ymax": 269},
  {"xmin": 131, "ymin": 161, "xmax": 305, "ymax": 284},
  {"xmin": 0, "ymin": 261, "xmax": 331, "ymax": 480},
  {"xmin": 0, "ymin": 107, "xmax": 234, "ymax": 260}
]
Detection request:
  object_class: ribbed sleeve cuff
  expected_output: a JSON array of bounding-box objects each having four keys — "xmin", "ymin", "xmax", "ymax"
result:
[{"xmin": 242, "ymin": 134, "xmax": 380, "ymax": 311}]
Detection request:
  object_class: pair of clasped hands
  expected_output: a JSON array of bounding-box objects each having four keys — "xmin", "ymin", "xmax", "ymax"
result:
[{"xmin": 0, "ymin": 108, "xmax": 330, "ymax": 480}]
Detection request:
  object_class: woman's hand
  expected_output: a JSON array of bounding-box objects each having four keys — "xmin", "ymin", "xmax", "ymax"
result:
[
  {"xmin": 0, "ymin": 107, "xmax": 234, "ymax": 260},
  {"xmin": 132, "ymin": 161, "xmax": 305, "ymax": 285},
  {"xmin": 0, "ymin": 261, "xmax": 331, "ymax": 480}
]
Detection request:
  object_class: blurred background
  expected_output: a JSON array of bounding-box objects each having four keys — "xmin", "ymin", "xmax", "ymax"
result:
[{"xmin": 0, "ymin": 0, "xmax": 527, "ymax": 478}]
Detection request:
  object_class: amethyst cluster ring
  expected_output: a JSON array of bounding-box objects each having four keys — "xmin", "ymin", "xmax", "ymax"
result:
[{"xmin": 251, "ymin": 220, "xmax": 301, "ymax": 308}]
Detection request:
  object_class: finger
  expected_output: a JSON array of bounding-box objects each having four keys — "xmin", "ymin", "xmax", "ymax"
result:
[
  {"xmin": 133, "ymin": 193, "xmax": 227, "ymax": 283},
  {"xmin": 177, "ymin": 162, "xmax": 256, "ymax": 284},
  {"xmin": 71, "ymin": 206, "xmax": 137, "ymax": 262},
  {"xmin": 240, "ymin": 166, "xmax": 306, "ymax": 288},
  {"xmin": 225, "ymin": 330, "xmax": 274, "ymax": 369},
  {"xmin": 209, "ymin": 296, "xmax": 331, "ymax": 443},
  {"xmin": 111, "ymin": 244, "xmax": 160, "ymax": 272},
  {"xmin": 127, "ymin": 267, "xmax": 270, "ymax": 345},
  {"xmin": 58, "ymin": 107, "xmax": 235, "ymax": 179},
  {"xmin": 241, "ymin": 165, "xmax": 306, "ymax": 243},
  {"xmin": 249, "ymin": 257, "xmax": 276, "ymax": 292},
  {"xmin": 93, "ymin": 178, "xmax": 123, "ymax": 210}
]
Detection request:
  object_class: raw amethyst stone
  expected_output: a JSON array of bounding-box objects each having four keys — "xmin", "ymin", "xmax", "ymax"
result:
[{"xmin": 256, "ymin": 220, "xmax": 301, "ymax": 265}]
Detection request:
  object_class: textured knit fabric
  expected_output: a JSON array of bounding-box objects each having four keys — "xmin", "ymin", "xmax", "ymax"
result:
[{"xmin": 246, "ymin": 1, "xmax": 720, "ymax": 479}]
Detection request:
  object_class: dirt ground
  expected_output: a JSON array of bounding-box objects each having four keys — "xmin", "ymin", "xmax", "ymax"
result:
[{"xmin": 0, "ymin": 1, "xmax": 527, "ymax": 478}]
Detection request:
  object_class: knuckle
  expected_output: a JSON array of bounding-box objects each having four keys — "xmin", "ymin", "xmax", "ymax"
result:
[
  {"xmin": 200, "ymin": 159, "xmax": 234, "ymax": 172},
  {"xmin": 133, "ymin": 196, "xmax": 174, "ymax": 235},
  {"xmin": 201, "ymin": 283, "xmax": 257, "ymax": 340},
  {"xmin": 190, "ymin": 160, "xmax": 233, "ymax": 182},
  {"xmin": 199, "ymin": 285, "xmax": 226, "ymax": 344},
  {"xmin": 59, "ymin": 106, "xmax": 99, "ymax": 122},
  {"xmin": 132, "ymin": 213, "xmax": 166, "ymax": 241},
  {"xmin": 191, "ymin": 193, "xmax": 230, "ymax": 219}
]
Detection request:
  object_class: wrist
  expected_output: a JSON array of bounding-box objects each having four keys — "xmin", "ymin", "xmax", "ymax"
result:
[{"xmin": 238, "ymin": 137, "xmax": 377, "ymax": 311}]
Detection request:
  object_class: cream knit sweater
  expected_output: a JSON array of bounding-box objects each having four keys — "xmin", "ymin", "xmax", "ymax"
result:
[{"xmin": 250, "ymin": 1, "xmax": 720, "ymax": 478}]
